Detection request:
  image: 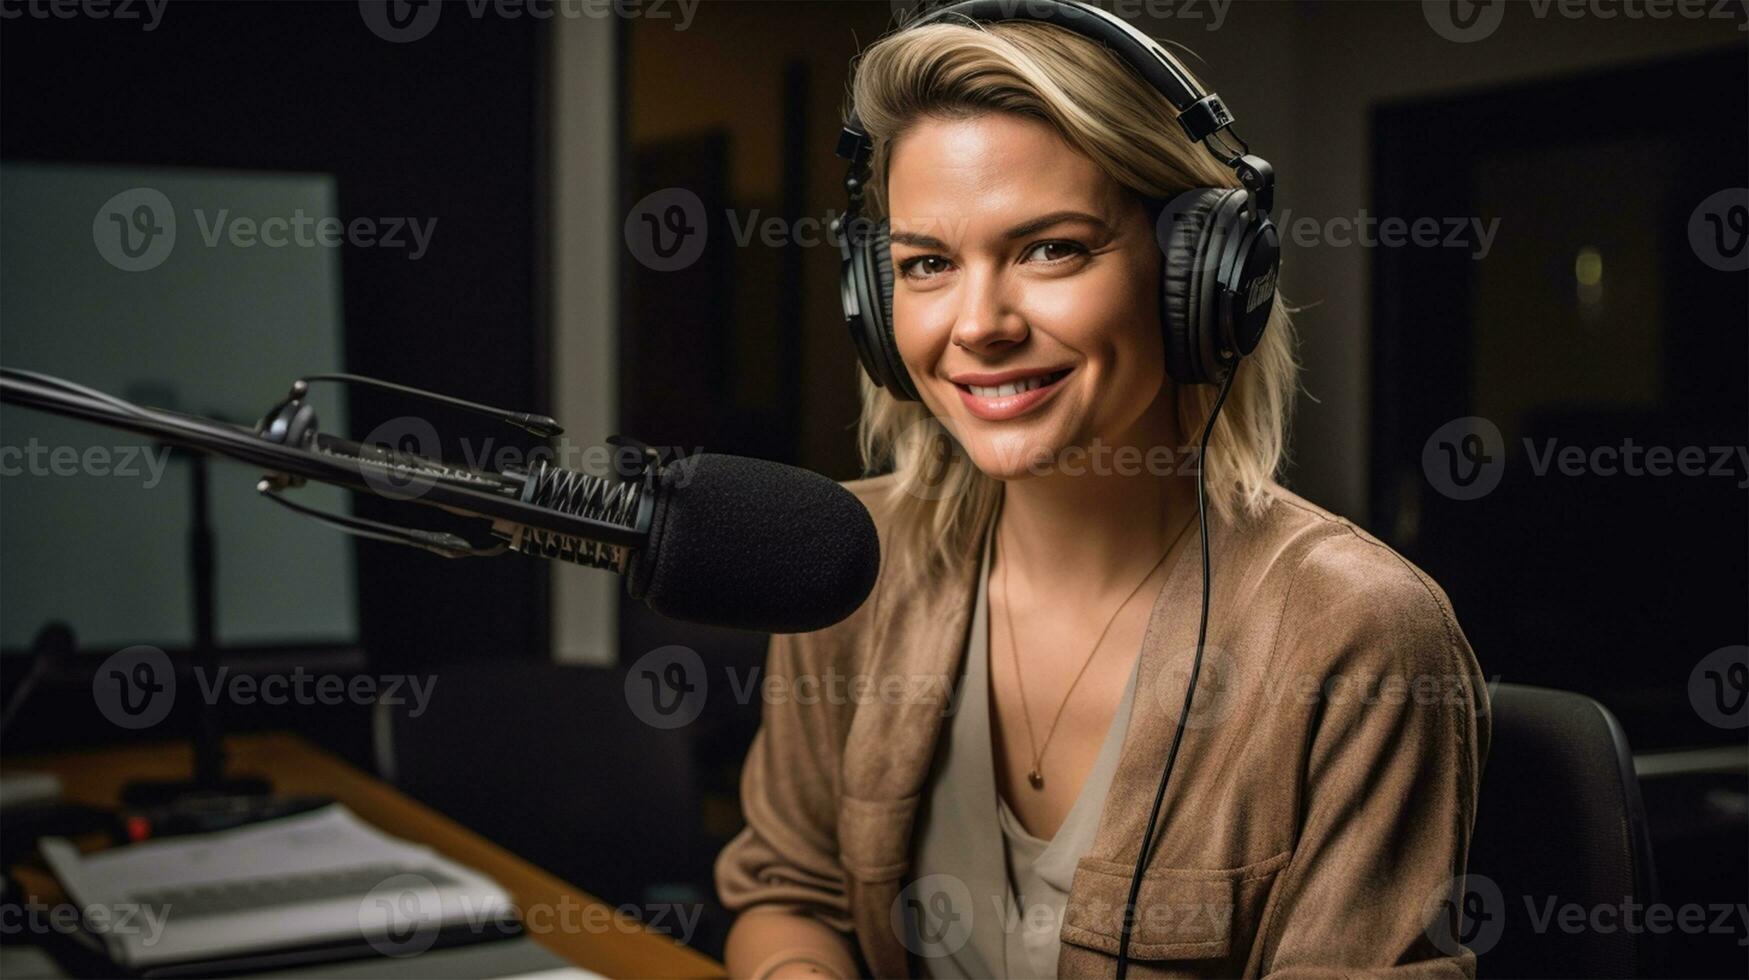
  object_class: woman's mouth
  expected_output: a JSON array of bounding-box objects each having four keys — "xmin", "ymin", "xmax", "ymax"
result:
[{"xmin": 951, "ymin": 368, "xmax": 1072, "ymax": 421}]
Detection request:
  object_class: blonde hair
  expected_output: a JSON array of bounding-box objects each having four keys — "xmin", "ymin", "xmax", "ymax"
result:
[{"xmin": 850, "ymin": 18, "xmax": 1299, "ymax": 579}]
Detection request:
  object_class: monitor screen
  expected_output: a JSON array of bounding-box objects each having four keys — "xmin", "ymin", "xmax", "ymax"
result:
[{"xmin": 0, "ymin": 162, "xmax": 359, "ymax": 654}]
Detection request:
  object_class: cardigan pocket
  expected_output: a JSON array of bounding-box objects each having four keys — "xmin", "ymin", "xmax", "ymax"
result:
[{"xmin": 1057, "ymin": 850, "xmax": 1291, "ymax": 973}]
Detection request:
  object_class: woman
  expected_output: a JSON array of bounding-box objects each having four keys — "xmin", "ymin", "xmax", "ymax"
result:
[{"xmin": 717, "ymin": 11, "xmax": 1490, "ymax": 979}]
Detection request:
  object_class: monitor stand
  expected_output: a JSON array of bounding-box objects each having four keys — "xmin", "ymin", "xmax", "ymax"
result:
[{"xmin": 120, "ymin": 450, "xmax": 271, "ymax": 808}]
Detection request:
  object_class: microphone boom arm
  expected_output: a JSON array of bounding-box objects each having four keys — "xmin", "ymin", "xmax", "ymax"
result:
[{"xmin": 0, "ymin": 368, "xmax": 653, "ymax": 565}]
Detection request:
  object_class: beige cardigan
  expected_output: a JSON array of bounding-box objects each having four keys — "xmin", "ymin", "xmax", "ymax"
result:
[{"xmin": 715, "ymin": 475, "xmax": 1491, "ymax": 978}]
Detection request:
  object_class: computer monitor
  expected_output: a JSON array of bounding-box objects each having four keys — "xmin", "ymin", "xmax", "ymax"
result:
[{"xmin": 0, "ymin": 162, "xmax": 360, "ymax": 656}]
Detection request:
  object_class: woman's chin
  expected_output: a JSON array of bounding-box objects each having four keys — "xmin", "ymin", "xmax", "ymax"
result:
[{"xmin": 962, "ymin": 435, "xmax": 1066, "ymax": 483}]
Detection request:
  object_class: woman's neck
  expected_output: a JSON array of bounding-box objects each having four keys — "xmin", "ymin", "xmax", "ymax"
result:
[{"xmin": 994, "ymin": 402, "xmax": 1199, "ymax": 601}]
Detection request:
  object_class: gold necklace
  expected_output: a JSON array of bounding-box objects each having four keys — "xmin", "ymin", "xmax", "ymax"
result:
[{"xmin": 998, "ymin": 518, "xmax": 1190, "ymax": 790}]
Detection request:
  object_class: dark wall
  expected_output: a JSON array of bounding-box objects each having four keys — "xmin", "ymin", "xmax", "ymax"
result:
[{"xmin": 1, "ymin": 2, "xmax": 552, "ymax": 697}]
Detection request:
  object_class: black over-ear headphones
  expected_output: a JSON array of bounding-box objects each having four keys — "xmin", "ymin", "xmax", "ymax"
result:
[{"xmin": 833, "ymin": 0, "xmax": 1280, "ymax": 398}]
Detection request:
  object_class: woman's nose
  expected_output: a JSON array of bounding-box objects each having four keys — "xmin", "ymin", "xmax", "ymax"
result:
[{"xmin": 948, "ymin": 267, "xmax": 1027, "ymax": 354}]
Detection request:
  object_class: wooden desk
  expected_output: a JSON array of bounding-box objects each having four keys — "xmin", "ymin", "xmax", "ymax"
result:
[{"xmin": 6, "ymin": 733, "xmax": 726, "ymax": 979}]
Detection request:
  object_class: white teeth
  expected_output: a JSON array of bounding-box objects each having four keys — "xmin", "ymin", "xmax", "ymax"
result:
[{"xmin": 966, "ymin": 372, "xmax": 1060, "ymax": 399}]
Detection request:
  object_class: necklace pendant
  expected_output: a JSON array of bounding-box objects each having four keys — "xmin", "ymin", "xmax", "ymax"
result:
[{"xmin": 1027, "ymin": 769, "xmax": 1044, "ymax": 790}]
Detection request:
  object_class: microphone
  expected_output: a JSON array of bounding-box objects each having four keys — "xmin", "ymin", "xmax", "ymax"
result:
[
  {"xmin": 630, "ymin": 453, "xmax": 881, "ymax": 633},
  {"xmin": 0, "ymin": 367, "xmax": 881, "ymax": 634},
  {"xmin": 490, "ymin": 450, "xmax": 881, "ymax": 634}
]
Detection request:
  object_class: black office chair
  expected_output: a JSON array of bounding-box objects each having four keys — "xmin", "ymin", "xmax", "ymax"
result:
[
  {"xmin": 1466, "ymin": 683, "xmax": 1661, "ymax": 977},
  {"xmin": 372, "ymin": 661, "xmax": 703, "ymax": 910}
]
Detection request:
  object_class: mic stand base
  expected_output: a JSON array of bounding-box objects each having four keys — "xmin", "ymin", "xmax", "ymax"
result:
[{"xmin": 119, "ymin": 775, "xmax": 273, "ymax": 810}]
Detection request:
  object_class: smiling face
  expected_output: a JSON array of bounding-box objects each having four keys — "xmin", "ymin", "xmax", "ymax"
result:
[{"xmin": 885, "ymin": 112, "xmax": 1176, "ymax": 482}]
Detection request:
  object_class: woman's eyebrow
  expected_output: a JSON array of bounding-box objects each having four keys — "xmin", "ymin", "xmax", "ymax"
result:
[
  {"xmin": 1002, "ymin": 210, "xmax": 1111, "ymax": 240},
  {"xmin": 888, "ymin": 210, "xmax": 1113, "ymax": 250},
  {"xmin": 888, "ymin": 228, "xmax": 949, "ymax": 249}
]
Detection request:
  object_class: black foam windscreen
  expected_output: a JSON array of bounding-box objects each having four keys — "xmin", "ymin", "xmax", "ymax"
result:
[{"xmin": 625, "ymin": 454, "xmax": 881, "ymax": 633}]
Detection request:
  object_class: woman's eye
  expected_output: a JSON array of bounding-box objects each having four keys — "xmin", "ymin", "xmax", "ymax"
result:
[
  {"xmin": 898, "ymin": 255, "xmax": 952, "ymax": 280},
  {"xmin": 1021, "ymin": 240, "xmax": 1087, "ymax": 264}
]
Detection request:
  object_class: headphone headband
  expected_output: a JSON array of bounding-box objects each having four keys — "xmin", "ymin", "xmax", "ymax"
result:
[{"xmin": 839, "ymin": 0, "xmax": 1239, "ymax": 167}]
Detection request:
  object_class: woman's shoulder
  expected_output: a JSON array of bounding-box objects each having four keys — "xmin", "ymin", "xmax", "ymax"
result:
[{"xmin": 1245, "ymin": 482, "xmax": 1471, "ymax": 674}]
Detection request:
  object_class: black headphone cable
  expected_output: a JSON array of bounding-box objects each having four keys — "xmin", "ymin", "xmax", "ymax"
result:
[{"xmin": 1115, "ymin": 362, "xmax": 1239, "ymax": 978}]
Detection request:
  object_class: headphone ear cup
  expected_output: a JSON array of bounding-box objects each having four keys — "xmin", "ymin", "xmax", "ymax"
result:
[
  {"xmin": 869, "ymin": 219, "xmax": 897, "ymax": 340},
  {"xmin": 861, "ymin": 219, "xmax": 919, "ymax": 401},
  {"xmin": 841, "ymin": 216, "xmax": 918, "ymax": 401},
  {"xmin": 1158, "ymin": 188, "xmax": 1226, "ymax": 386}
]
